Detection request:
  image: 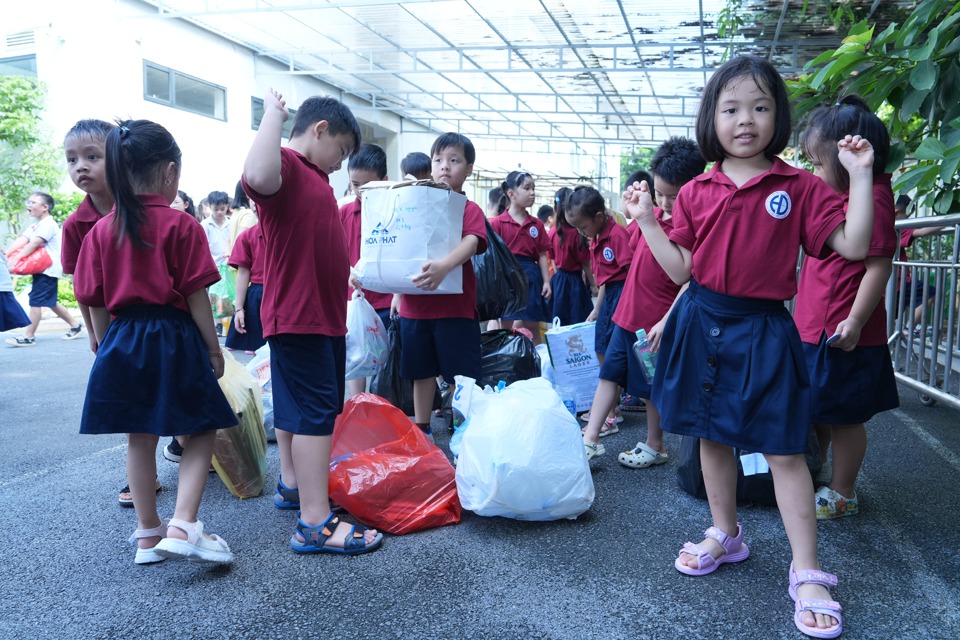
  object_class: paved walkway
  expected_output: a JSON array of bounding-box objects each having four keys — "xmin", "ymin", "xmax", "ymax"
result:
[{"xmin": 1, "ymin": 330, "xmax": 958, "ymax": 639}]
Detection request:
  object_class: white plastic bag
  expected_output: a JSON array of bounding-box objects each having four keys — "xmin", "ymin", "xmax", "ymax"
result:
[
  {"xmin": 455, "ymin": 377, "xmax": 595, "ymax": 520},
  {"xmin": 345, "ymin": 291, "xmax": 389, "ymax": 380}
]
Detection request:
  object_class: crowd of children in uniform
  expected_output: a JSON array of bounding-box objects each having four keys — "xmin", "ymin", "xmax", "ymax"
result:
[{"xmin": 1, "ymin": 53, "xmax": 917, "ymax": 639}]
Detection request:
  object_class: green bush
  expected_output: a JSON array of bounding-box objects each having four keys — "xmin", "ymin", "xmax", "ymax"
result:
[{"xmin": 11, "ymin": 274, "xmax": 78, "ymax": 308}]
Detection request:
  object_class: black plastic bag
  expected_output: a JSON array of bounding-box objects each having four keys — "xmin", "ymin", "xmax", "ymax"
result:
[
  {"xmin": 472, "ymin": 221, "xmax": 529, "ymax": 321},
  {"xmin": 369, "ymin": 316, "xmax": 416, "ymax": 416},
  {"xmin": 676, "ymin": 435, "xmax": 821, "ymax": 506},
  {"xmin": 476, "ymin": 329, "xmax": 541, "ymax": 390},
  {"xmin": 369, "ymin": 316, "xmax": 441, "ymax": 417}
]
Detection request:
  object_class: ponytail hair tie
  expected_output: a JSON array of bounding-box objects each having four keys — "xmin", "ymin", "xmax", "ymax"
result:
[{"xmin": 119, "ymin": 125, "xmax": 130, "ymax": 137}]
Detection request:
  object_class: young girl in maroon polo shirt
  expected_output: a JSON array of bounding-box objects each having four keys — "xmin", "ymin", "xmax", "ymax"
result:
[
  {"xmin": 491, "ymin": 170, "xmax": 551, "ymax": 345},
  {"xmin": 75, "ymin": 119, "xmax": 235, "ymax": 565},
  {"xmin": 582, "ymin": 137, "xmax": 705, "ymax": 465},
  {"xmin": 626, "ymin": 56, "xmax": 876, "ymax": 639},
  {"xmin": 548, "ymin": 186, "xmax": 595, "ymax": 327},
  {"xmin": 795, "ymin": 96, "xmax": 899, "ymax": 520},
  {"xmin": 565, "ymin": 186, "xmax": 632, "ymax": 430}
]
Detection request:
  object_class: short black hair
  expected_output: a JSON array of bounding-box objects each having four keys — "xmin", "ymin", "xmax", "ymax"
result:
[
  {"xmin": 232, "ymin": 181, "xmax": 249, "ymax": 208},
  {"xmin": 348, "ymin": 143, "xmax": 388, "ymax": 178},
  {"xmin": 31, "ymin": 192, "xmax": 55, "ymax": 210},
  {"xmin": 207, "ymin": 191, "xmax": 230, "ymax": 207},
  {"xmin": 400, "ymin": 152, "xmax": 431, "ymax": 179},
  {"xmin": 650, "ymin": 137, "xmax": 706, "ymax": 187},
  {"xmin": 623, "ymin": 170, "xmax": 653, "ymax": 192},
  {"xmin": 430, "ymin": 132, "xmax": 476, "ymax": 165},
  {"xmin": 537, "ymin": 205, "xmax": 554, "ymax": 224},
  {"xmin": 895, "ymin": 195, "xmax": 911, "ymax": 210},
  {"xmin": 696, "ymin": 55, "xmax": 792, "ymax": 163},
  {"xmin": 800, "ymin": 94, "xmax": 890, "ymax": 193},
  {"xmin": 487, "ymin": 187, "xmax": 503, "ymax": 208},
  {"xmin": 64, "ymin": 119, "xmax": 115, "ymax": 143},
  {"xmin": 290, "ymin": 96, "xmax": 361, "ymax": 156}
]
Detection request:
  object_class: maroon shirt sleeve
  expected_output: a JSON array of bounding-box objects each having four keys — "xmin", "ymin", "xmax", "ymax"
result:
[
  {"xmin": 463, "ymin": 200, "xmax": 488, "ymax": 254},
  {"xmin": 172, "ymin": 217, "xmax": 221, "ymax": 298},
  {"xmin": 229, "ymin": 227, "xmax": 255, "ymax": 270},
  {"xmin": 73, "ymin": 225, "xmax": 105, "ymax": 308}
]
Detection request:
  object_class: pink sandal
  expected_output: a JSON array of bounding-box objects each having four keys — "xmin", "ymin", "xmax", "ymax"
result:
[
  {"xmin": 674, "ymin": 523, "xmax": 750, "ymax": 576},
  {"xmin": 789, "ymin": 563, "xmax": 843, "ymax": 638},
  {"xmin": 129, "ymin": 520, "xmax": 167, "ymax": 565}
]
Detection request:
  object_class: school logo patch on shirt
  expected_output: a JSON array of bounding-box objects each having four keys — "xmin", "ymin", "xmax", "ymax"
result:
[
  {"xmin": 765, "ymin": 191, "xmax": 792, "ymax": 219},
  {"xmin": 529, "ymin": 227, "xmax": 539, "ymax": 238},
  {"xmin": 602, "ymin": 247, "xmax": 615, "ymax": 262}
]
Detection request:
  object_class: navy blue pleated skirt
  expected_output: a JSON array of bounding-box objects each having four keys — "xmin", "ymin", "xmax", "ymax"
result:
[
  {"xmin": 652, "ymin": 280, "xmax": 811, "ymax": 455},
  {"xmin": 225, "ymin": 283, "xmax": 265, "ymax": 352},
  {"xmin": 803, "ymin": 336, "xmax": 899, "ymax": 424},
  {"xmin": 595, "ymin": 280, "xmax": 625, "ymax": 356},
  {"xmin": 503, "ymin": 256, "xmax": 551, "ymax": 322},
  {"xmin": 550, "ymin": 268, "xmax": 592, "ymax": 326},
  {"xmin": 0, "ymin": 292, "xmax": 29, "ymax": 331},
  {"xmin": 80, "ymin": 305, "xmax": 237, "ymax": 436}
]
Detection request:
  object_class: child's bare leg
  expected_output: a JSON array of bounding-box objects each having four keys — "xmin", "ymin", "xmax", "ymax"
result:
[
  {"xmin": 513, "ymin": 320, "xmax": 542, "ymax": 345},
  {"xmin": 644, "ymin": 400, "xmax": 665, "ymax": 453},
  {"xmin": 276, "ymin": 428, "xmax": 296, "ymax": 487},
  {"xmin": 814, "ymin": 423, "xmax": 832, "ymax": 465},
  {"xmin": 413, "ymin": 378, "xmax": 435, "ymax": 429},
  {"xmin": 826, "ymin": 424, "xmax": 865, "ymax": 498},
  {"xmin": 291, "ymin": 434, "xmax": 378, "ymax": 547},
  {"xmin": 766, "ymin": 453, "xmax": 839, "ymax": 633},
  {"xmin": 167, "ymin": 430, "xmax": 215, "ymax": 539},
  {"xmin": 678, "ymin": 439, "xmax": 738, "ymax": 568},
  {"xmin": 51, "ymin": 303, "xmax": 78, "ymax": 327},
  {"xmin": 128, "ymin": 433, "xmax": 161, "ymax": 549},
  {"xmin": 582, "ymin": 379, "xmax": 620, "ymax": 443},
  {"xmin": 347, "ymin": 377, "xmax": 366, "ymax": 398}
]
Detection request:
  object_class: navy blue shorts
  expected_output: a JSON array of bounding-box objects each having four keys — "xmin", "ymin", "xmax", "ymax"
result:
[
  {"xmin": 29, "ymin": 273, "xmax": 58, "ymax": 308},
  {"xmin": 399, "ymin": 317, "xmax": 481, "ymax": 381},
  {"xmin": 652, "ymin": 280, "xmax": 811, "ymax": 455},
  {"xmin": 225, "ymin": 283, "xmax": 265, "ymax": 352},
  {"xmin": 504, "ymin": 256, "xmax": 551, "ymax": 322},
  {"xmin": 550, "ymin": 268, "xmax": 592, "ymax": 326},
  {"xmin": 804, "ymin": 335, "xmax": 899, "ymax": 424},
  {"xmin": 595, "ymin": 280, "xmax": 625, "ymax": 356},
  {"xmin": 80, "ymin": 305, "xmax": 236, "ymax": 436},
  {"xmin": 598, "ymin": 325, "xmax": 646, "ymax": 398},
  {"xmin": 269, "ymin": 334, "xmax": 346, "ymax": 436}
]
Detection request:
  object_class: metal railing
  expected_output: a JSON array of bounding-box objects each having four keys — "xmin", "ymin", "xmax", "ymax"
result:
[{"xmin": 886, "ymin": 213, "xmax": 960, "ymax": 410}]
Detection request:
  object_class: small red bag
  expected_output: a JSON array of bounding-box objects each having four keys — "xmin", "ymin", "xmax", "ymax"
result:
[
  {"xmin": 5, "ymin": 237, "xmax": 53, "ymax": 275},
  {"xmin": 329, "ymin": 393, "xmax": 461, "ymax": 535}
]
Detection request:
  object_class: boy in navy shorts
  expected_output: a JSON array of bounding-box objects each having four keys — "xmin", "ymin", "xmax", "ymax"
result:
[
  {"xmin": 340, "ymin": 143, "xmax": 394, "ymax": 396},
  {"xmin": 243, "ymin": 89, "xmax": 382, "ymax": 555},
  {"xmin": 392, "ymin": 133, "xmax": 487, "ymax": 436}
]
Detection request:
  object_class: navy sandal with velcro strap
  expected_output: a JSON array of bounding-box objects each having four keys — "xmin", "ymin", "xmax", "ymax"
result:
[{"xmin": 290, "ymin": 512, "xmax": 383, "ymax": 555}]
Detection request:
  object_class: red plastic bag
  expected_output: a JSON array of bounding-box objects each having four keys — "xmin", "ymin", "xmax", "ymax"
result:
[
  {"xmin": 329, "ymin": 393, "xmax": 461, "ymax": 535},
  {"xmin": 5, "ymin": 237, "xmax": 53, "ymax": 275}
]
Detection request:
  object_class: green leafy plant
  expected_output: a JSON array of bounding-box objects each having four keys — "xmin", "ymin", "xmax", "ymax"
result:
[
  {"xmin": 789, "ymin": 0, "xmax": 960, "ymax": 214},
  {"xmin": 0, "ymin": 76, "xmax": 64, "ymax": 240}
]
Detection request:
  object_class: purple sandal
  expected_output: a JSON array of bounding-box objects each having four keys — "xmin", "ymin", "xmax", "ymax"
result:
[
  {"xmin": 674, "ymin": 523, "xmax": 750, "ymax": 576},
  {"xmin": 789, "ymin": 563, "xmax": 843, "ymax": 639}
]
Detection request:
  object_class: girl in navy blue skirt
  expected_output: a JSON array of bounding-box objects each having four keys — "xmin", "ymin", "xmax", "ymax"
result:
[
  {"xmin": 74, "ymin": 120, "xmax": 236, "ymax": 565},
  {"xmin": 626, "ymin": 56, "xmax": 877, "ymax": 639},
  {"xmin": 548, "ymin": 187, "xmax": 596, "ymax": 326},
  {"xmin": 490, "ymin": 170, "xmax": 552, "ymax": 345},
  {"xmin": 795, "ymin": 96, "xmax": 900, "ymax": 520}
]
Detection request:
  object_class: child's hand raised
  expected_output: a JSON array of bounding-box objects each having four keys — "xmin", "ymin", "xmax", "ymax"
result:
[
  {"xmin": 623, "ymin": 180, "xmax": 655, "ymax": 223},
  {"xmin": 837, "ymin": 135, "xmax": 874, "ymax": 173},
  {"xmin": 264, "ymin": 89, "xmax": 289, "ymax": 122}
]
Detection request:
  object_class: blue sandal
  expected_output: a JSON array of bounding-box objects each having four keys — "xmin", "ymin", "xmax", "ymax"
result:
[
  {"xmin": 290, "ymin": 512, "xmax": 383, "ymax": 555},
  {"xmin": 273, "ymin": 479, "xmax": 300, "ymax": 509}
]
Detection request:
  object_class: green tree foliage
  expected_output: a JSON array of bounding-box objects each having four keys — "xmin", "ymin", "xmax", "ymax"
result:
[
  {"xmin": 0, "ymin": 76, "xmax": 64, "ymax": 239},
  {"xmin": 619, "ymin": 146, "xmax": 656, "ymax": 187},
  {"xmin": 789, "ymin": 0, "xmax": 960, "ymax": 214}
]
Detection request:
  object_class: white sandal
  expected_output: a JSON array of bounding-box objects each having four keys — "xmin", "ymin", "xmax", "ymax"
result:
[
  {"xmin": 129, "ymin": 520, "xmax": 167, "ymax": 565},
  {"xmin": 154, "ymin": 518, "xmax": 234, "ymax": 564}
]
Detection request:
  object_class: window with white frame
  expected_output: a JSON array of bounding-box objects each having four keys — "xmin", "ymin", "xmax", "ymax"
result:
[
  {"xmin": 0, "ymin": 54, "xmax": 37, "ymax": 77},
  {"xmin": 143, "ymin": 61, "xmax": 226, "ymax": 121},
  {"xmin": 251, "ymin": 97, "xmax": 296, "ymax": 138}
]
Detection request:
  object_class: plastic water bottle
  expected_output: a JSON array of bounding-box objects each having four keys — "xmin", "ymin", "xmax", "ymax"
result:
[
  {"xmin": 558, "ymin": 385, "xmax": 577, "ymax": 417},
  {"xmin": 632, "ymin": 329, "xmax": 658, "ymax": 383}
]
